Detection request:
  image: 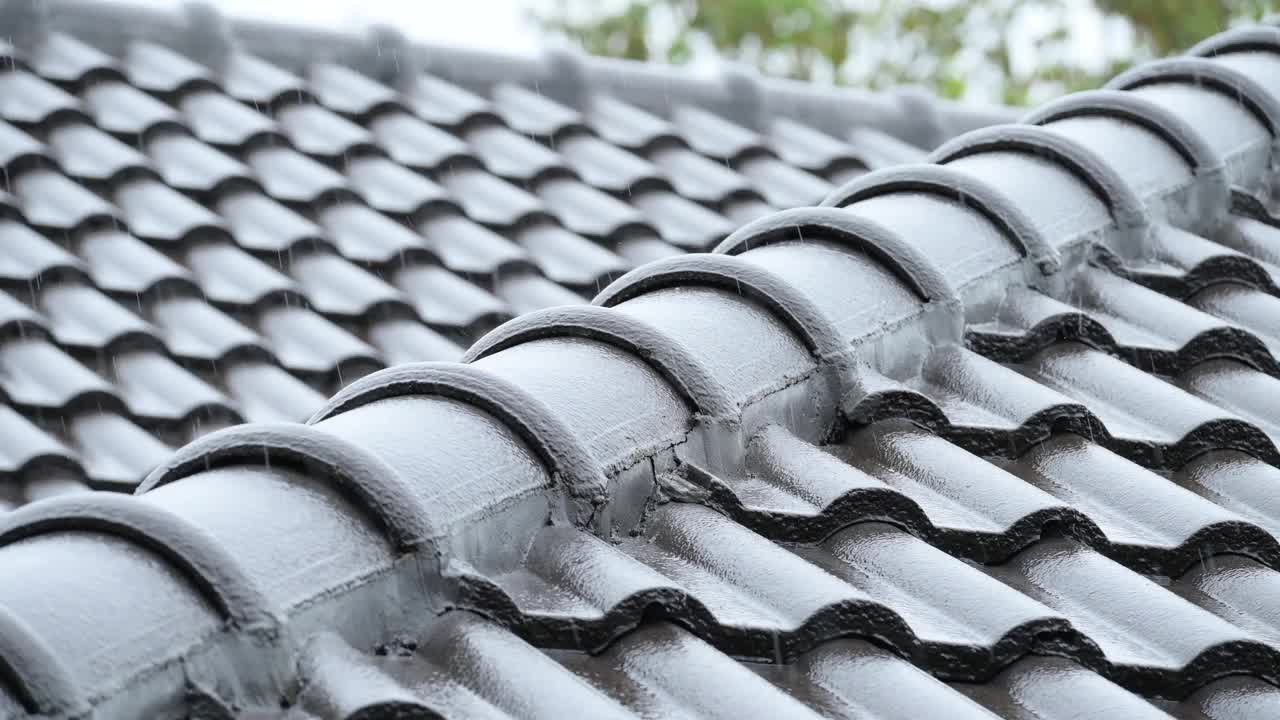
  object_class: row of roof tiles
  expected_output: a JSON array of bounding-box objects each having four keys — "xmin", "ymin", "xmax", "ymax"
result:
[
  {"xmin": 5, "ymin": 4, "xmax": 1280, "ymax": 720},
  {"xmin": 0, "ymin": 13, "xmax": 935, "ymax": 504}
]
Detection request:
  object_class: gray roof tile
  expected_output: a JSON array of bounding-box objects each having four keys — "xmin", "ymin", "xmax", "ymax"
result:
[
  {"xmin": 28, "ymin": 32, "xmax": 117, "ymax": 84},
  {"xmin": 275, "ymin": 102, "xmax": 377, "ymax": 158},
  {"xmin": 123, "ymin": 41, "xmax": 213, "ymax": 94},
  {"xmin": 112, "ymin": 177, "xmax": 223, "ymax": 241},
  {"xmin": 11, "ymin": 7, "xmax": 1280, "ymax": 719},
  {"xmin": 368, "ymin": 110, "xmax": 471, "ymax": 170},
  {"xmin": 465, "ymin": 121, "xmax": 566, "ymax": 182},
  {"xmin": 179, "ymin": 89, "xmax": 279, "ymax": 148},
  {"xmin": 245, "ymin": 144, "xmax": 349, "ymax": 204},
  {"xmin": 343, "ymin": 154, "xmax": 452, "ymax": 216},
  {"xmin": 216, "ymin": 189, "xmax": 323, "ymax": 253},
  {"xmin": 81, "ymin": 80, "xmax": 181, "ymax": 136},
  {"xmin": 0, "ymin": 220, "xmax": 83, "ymax": 283},
  {"xmin": 145, "ymin": 131, "xmax": 251, "ymax": 194},
  {"xmin": 221, "ymin": 52, "xmax": 308, "ymax": 105},
  {"xmin": 0, "ymin": 69, "xmax": 81, "ymax": 125},
  {"xmin": 314, "ymin": 200, "xmax": 430, "ymax": 265},
  {"xmin": 308, "ymin": 62, "xmax": 401, "ymax": 118},
  {"xmin": 47, "ymin": 122, "xmax": 151, "ymax": 183},
  {"xmin": 12, "ymin": 166, "xmax": 116, "ymax": 230}
]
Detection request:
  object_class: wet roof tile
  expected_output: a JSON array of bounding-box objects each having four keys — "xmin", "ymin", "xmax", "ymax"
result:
[
  {"xmin": 221, "ymin": 52, "xmax": 308, "ymax": 105},
  {"xmin": 418, "ymin": 213, "xmax": 532, "ymax": 276},
  {"xmin": 407, "ymin": 74, "xmax": 496, "ymax": 127},
  {"xmin": 343, "ymin": 154, "xmax": 452, "ymax": 216},
  {"xmin": 436, "ymin": 163, "xmax": 545, "ymax": 227},
  {"xmin": 47, "ymin": 122, "xmax": 151, "ymax": 183},
  {"xmin": 178, "ymin": 89, "xmax": 279, "ymax": 148},
  {"xmin": 308, "ymin": 62, "xmax": 400, "ymax": 118},
  {"xmin": 12, "ymin": 167, "xmax": 116, "ymax": 230},
  {"xmin": 215, "ymin": 190, "xmax": 323, "ymax": 253},
  {"xmin": 491, "ymin": 82, "xmax": 587, "ymax": 138},
  {"xmin": 554, "ymin": 132, "xmax": 664, "ymax": 194},
  {"xmin": 586, "ymin": 95, "xmax": 679, "ymax": 149},
  {"xmin": 275, "ymin": 102, "xmax": 377, "ymax": 158},
  {"xmin": 182, "ymin": 240, "xmax": 295, "ymax": 307},
  {"xmin": 0, "ymin": 118, "xmax": 48, "ymax": 170},
  {"xmin": 123, "ymin": 41, "xmax": 213, "ymax": 94},
  {"xmin": 391, "ymin": 262, "xmax": 511, "ymax": 330},
  {"xmin": 256, "ymin": 304, "xmax": 380, "ymax": 378},
  {"xmin": 287, "ymin": 250, "xmax": 406, "ymax": 318},
  {"xmin": 245, "ymin": 144, "xmax": 349, "ymax": 204},
  {"xmin": 12, "ymin": 8, "xmax": 1280, "ymax": 720},
  {"xmin": 465, "ymin": 122, "xmax": 565, "ymax": 182},
  {"xmin": 81, "ymin": 80, "xmax": 181, "ymax": 136},
  {"xmin": 28, "ymin": 32, "xmax": 118, "ymax": 84},
  {"xmin": 314, "ymin": 201, "xmax": 429, "ymax": 264},
  {"xmin": 0, "ymin": 220, "xmax": 82, "ymax": 282},
  {"xmin": 369, "ymin": 110, "xmax": 471, "ymax": 170},
  {"xmin": 0, "ymin": 69, "xmax": 82, "ymax": 125},
  {"xmin": 145, "ymin": 131, "xmax": 251, "ymax": 194},
  {"xmin": 671, "ymin": 105, "xmax": 765, "ymax": 160},
  {"xmin": 112, "ymin": 177, "xmax": 224, "ymax": 241},
  {"xmin": 535, "ymin": 176, "xmax": 651, "ymax": 239}
]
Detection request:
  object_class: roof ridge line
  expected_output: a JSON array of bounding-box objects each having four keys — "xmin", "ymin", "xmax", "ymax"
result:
[
  {"xmin": 5, "ymin": 0, "xmax": 1018, "ymax": 150},
  {"xmin": 0, "ymin": 20, "xmax": 1275, "ymax": 718}
]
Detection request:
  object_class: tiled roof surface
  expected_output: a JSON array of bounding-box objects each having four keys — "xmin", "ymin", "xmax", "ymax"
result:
[
  {"xmin": 3, "ymin": 3, "xmax": 1280, "ymax": 720},
  {"xmin": 0, "ymin": 1, "xmax": 997, "ymax": 510}
]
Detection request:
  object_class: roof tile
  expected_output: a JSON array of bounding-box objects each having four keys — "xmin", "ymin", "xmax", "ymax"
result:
[
  {"xmin": 465, "ymin": 122, "xmax": 566, "ymax": 182},
  {"xmin": 0, "ymin": 220, "xmax": 83, "ymax": 283},
  {"xmin": 315, "ymin": 201, "xmax": 428, "ymax": 264},
  {"xmin": 105, "ymin": 349, "xmax": 234, "ymax": 423},
  {"xmin": 67, "ymin": 410, "xmax": 171, "ymax": 487},
  {"xmin": 28, "ymin": 32, "xmax": 118, "ymax": 84},
  {"xmin": 47, "ymin": 122, "xmax": 151, "ymax": 183},
  {"xmin": 368, "ymin": 110, "xmax": 471, "ymax": 170},
  {"xmin": 145, "ymin": 131, "xmax": 252, "ymax": 193},
  {"xmin": 437, "ymin": 163, "xmax": 545, "ymax": 226},
  {"xmin": 391, "ymin": 262, "xmax": 511, "ymax": 330},
  {"xmin": 15, "ymin": 9, "xmax": 1280, "ymax": 718},
  {"xmin": 256, "ymin": 304, "xmax": 380, "ymax": 379},
  {"xmin": 344, "ymin": 154, "xmax": 452, "ymax": 216},
  {"xmin": 216, "ymin": 190, "xmax": 323, "ymax": 253},
  {"xmin": 112, "ymin": 177, "xmax": 224, "ymax": 242},
  {"xmin": 407, "ymin": 74, "xmax": 494, "ymax": 127},
  {"xmin": 0, "ymin": 69, "xmax": 82, "ymax": 125},
  {"xmin": 586, "ymin": 95, "xmax": 679, "ymax": 149},
  {"xmin": 536, "ymin": 176, "xmax": 651, "ymax": 239},
  {"xmin": 491, "ymin": 82, "xmax": 587, "ymax": 137},
  {"xmin": 672, "ymin": 105, "xmax": 765, "ymax": 159},
  {"xmin": 81, "ymin": 80, "xmax": 181, "ymax": 136},
  {"xmin": 287, "ymin": 250, "xmax": 406, "ymax": 318},
  {"xmin": 179, "ymin": 89, "xmax": 279, "ymax": 148},
  {"xmin": 308, "ymin": 62, "xmax": 400, "ymax": 117},
  {"xmin": 245, "ymin": 144, "xmax": 349, "ymax": 204},
  {"xmin": 123, "ymin": 41, "xmax": 213, "ymax": 94},
  {"xmin": 418, "ymin": 213, "xmax": 531, "ymax": 276},
  {"xmin": 221, "ymin": 52, "xmax": 307, "ymax": 105},
  {"xmin": 275, "ymin": 101, "xmax": 377, "ymax": 158},
  {"xmin": 554, "ymin": 132, "xmax": 665, "ymax": 193},
  {"xmin": 182, "ymin": 240, "xmax": 296, "ymax": 306},
  {"xmin": 13, "ymin": 167, "xmax": 116, "ymax": 230},
  {"xmin": 36, "ymin": 282, "xmax": 156, "ymax": 351}
]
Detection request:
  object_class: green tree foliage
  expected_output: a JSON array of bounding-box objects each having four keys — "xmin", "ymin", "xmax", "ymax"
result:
[{"xmin": 533, "ymin": 0, "xmax": 1280, "ymax": 105}]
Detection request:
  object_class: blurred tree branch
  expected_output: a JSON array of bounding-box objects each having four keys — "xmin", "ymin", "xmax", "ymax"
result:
[{"xmin": 532, "ymin": 0, "xmax": 1280, "ymax": 105}]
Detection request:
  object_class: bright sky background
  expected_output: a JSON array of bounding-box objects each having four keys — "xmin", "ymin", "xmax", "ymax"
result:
[{"xmin": 124, "ymin": 0, "xmax": 1123, "ymax": 104}]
